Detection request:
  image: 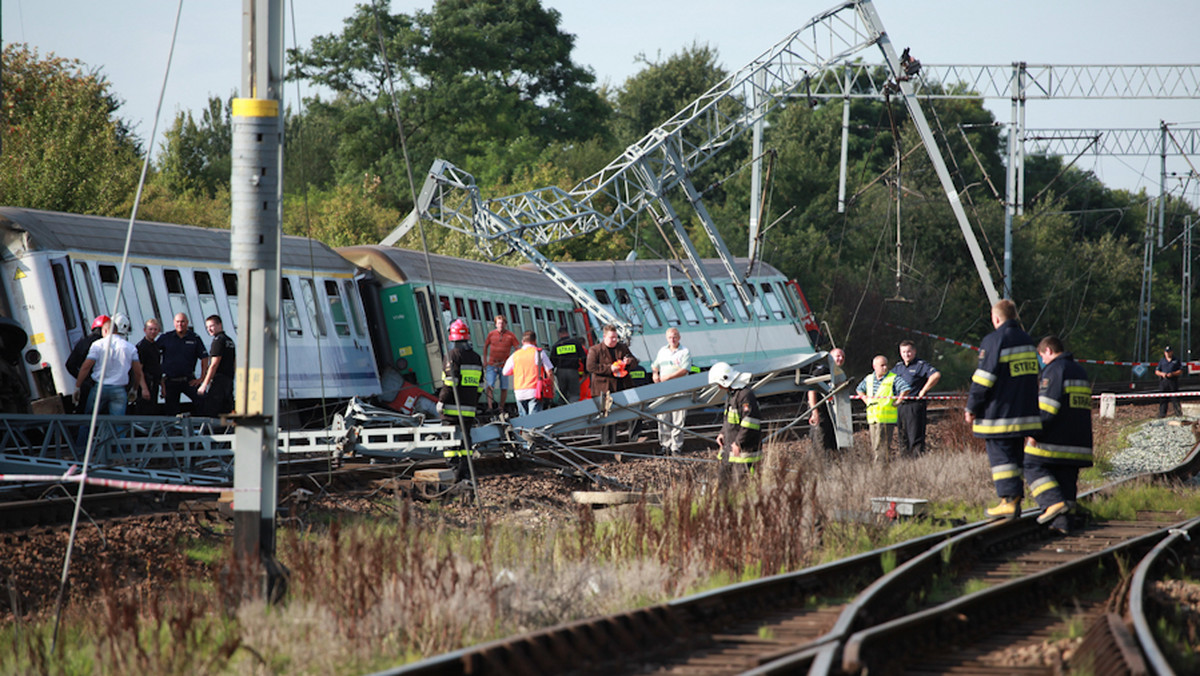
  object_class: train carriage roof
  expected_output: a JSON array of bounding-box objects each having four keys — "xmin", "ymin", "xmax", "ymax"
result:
[
  {"xmin": 338, "ymin": 245, "xmax": 567, "ymax": 300},
  {"xmin": 0, "ymin": 207, "xmax": 354, "ymax": 272},
  {"xmin": 524, "ymin": 257, "xmax": 786, "ymax": 284}
]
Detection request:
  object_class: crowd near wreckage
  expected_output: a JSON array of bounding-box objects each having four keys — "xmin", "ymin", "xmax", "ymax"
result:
[{"xmin": 0, "ymin": 207, "xmax": 847, "ymax": 490}]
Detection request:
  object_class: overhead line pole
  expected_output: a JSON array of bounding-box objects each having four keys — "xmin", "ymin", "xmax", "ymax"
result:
[{"xmin": 230, "ymin": 0, "xmax": 286, "ymax": 601}]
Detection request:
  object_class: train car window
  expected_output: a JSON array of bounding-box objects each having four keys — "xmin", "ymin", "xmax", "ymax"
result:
[
  {"xmin": 507, "ymin": 303, "xmax": 519, "ymax": 328},
  {"xmin": 454, "ymin": 297, "xmax": 466, "ymax": 320},
  {"xmin": 614, "ymin": 288, "xmax": 642, "ymax": 329},
  {"xmin": 483, "ymin": 301, "xmax": 493, "ymax": 321},
  {"xmin": 194, "ymin": 271, "xmax": 219, "ymax": 323},
  {"xmin": 223, "ymin": 273, "xmax": 239, "ymax": 330},
  {"xmin": 652, "ymin": 287, "xmax": 680, "ymax": 326},
  {"xmin": 469, "ymin": 299, "xmax": 480, "ymax": 321},
  {"xmin": 323, "ymin": 280, "xmax": 351, "ymax": 337},
  {"xmin": 520, "ymin": 305, "xmax": 534, "ymax": 334},
  {"xmin": 51, "ymin": 262, "xmax": 78, "ymax": 331},
  {"xmin": 671, "ymin": 286, "xmax": 700, "ymax": 325},
  {"xmin": 557, "ymin": 310, "xmax": 567, "ymax": 331},
  {"xmin": 300, "ymin": 278, "xmax": 327, "ymax": 337},
  {"xmin": 777, "ymin": 281, "xmax": 800, "ymax": 319},
  {"xmin": 164, "ymin": 269, "xmax": 191, "ymax": 319},
  {"xmin": 280, "ymin": 278, "xmax": 303, "ymax": 336},
  {"xmin": 722, "ymin": 283, "xmax": 752, "ymax": 322},
  {"xmin": 342, "ymin": 280, "xmax": 366, "ymax": 337},
  {"xmin": 633, "ymin": 287, "xmax": 662, "ymax": 329},
  {"xmin": 694, "ymin": 288, "xmax": 718, "ymax": 324},
  {"xmin": 73, "ymin": 262, "xmax": 98, "ymax": 321},
  {"xmin": 594, "ymin": 288, "xmax": 621, "ymax": 323},
  {"xmin": 534, "ymin": 307, "xmax": 544, "ymax": 321},
  {"xmin": 131, "ymin": 266, "xmax": 161, "ymax": 327},
  {"xmin": 746, "ymin": 284, "xmax": 769, "ymax": 320},
  {"xmin": 98, "ymin": 264, "xmax": 129, "ymax": 316},
  {"xmin": 415, "ymin": 291, "xmax": 435, "ymax": 344},
  {"xmin": 761, "ymin": 283, "xmax": 786, "ymax": 320}
]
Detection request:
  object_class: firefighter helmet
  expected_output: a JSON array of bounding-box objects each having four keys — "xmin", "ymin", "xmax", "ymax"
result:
[
  {"xmin": 91, "ymin": 315, "xmax": 111, "ymax": 330},
  {"xmin": 111, "ymin": 313, "xmax": 131, "ymax": 336},
  {"xmin": 448, "ymin": 318, "xmax": 470, "ymax": 341},
  {"xmin": 708, "ymin": 361, "xmax": 750, "ymax": 389}
]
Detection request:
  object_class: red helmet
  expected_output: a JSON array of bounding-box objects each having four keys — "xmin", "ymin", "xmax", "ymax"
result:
[
  {"xmin": 91, "ymin": 315, "xmax": 111, "ymax": 330},
  {"xmin": 448, "ymin": 318, "xmax": 470, "ymax": 341}
]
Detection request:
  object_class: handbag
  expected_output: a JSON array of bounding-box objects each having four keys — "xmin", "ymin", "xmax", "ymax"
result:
[{"xmin": 536, "ymin": 349, "xmax": 555, "ymax": 400}]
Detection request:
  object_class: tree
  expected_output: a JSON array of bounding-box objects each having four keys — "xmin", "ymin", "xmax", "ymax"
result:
[
  {"xmin": 155, "ymin": 95, "xmax": 233, "ymax": 198},
  {"xmin": 1, "ymin": 44, "xmax": 142, "ymax": 214},
  {"xmin": 287, "ymin": 0, "xmax": 610, "ymax": 206}
]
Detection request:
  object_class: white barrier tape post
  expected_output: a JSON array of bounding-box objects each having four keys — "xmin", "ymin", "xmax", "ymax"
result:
[{"xmin": 0, "ymin": 474, "xmax": 237, "ymax": 493}]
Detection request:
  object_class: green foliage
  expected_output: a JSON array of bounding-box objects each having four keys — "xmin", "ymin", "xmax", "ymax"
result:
[
  {"xmin": 1088, "ymin": 481, "xmax": 1200, "ymax": 520},
  {"xmin": 1, "ymin": 44, "xmax": 142, "ymax": 214},
  {"xmin": 282, "ymin": 181, "xmax": 402, "ymax": 248},
  {"xmin": 155, "ymin": 95, "xmax": 233, "ymax": 198}
]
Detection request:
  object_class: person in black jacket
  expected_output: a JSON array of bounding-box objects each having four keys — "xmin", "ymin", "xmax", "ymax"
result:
[
  {"xmin": 965, "ymin": 299, "xmax": 1042, "ymax": 520},
  {"xmin": 1025, "ymin": 336, "xmax": 1093, "ymax": 534},
  {"xmin": 711, "ymin": 361, "xmax": 761, "ymax": 486},
  {"xmin": 66, "ymin": 315, "xmax": 107, "ymax": 412},
  {"xmin": 439, "ymin": 319, "xmax": 484, "ymax": 480},
  {"xmin": 549, "ymin": 325, "xmax": 585, "ymax": 405},
  {"xmin": 132, "ymin": 318, "xmax": 163, "ymax": 415}
]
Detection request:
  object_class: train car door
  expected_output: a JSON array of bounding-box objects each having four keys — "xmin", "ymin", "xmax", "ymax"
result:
[
  {"xmin": 376, "ymin": 283, "xmax": 442, "ymax": 393},
  {"xmin": 50, "ymin": 256, "xmax": 85, "ymax": 349}
]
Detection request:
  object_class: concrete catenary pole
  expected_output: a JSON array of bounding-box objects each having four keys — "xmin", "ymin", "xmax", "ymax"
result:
[{"xmin": 230, "ymin": 0, "xmax": 286, "ymax": 600}]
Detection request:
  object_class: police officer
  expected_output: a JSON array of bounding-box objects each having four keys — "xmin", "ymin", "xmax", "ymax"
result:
[
  {"xmin": 549, "ymin": 325, "xmax": 585, "ymax": 404},
  {"xmin": 159, "ymin": 312, "xmax": 209, "ymax": 416},
  {"xmin": 1154, "ymin": 346, "xmax": 1183, "ymax": 418},
  {"xmin": 711, "ymin": 362, "xmax": 762, "ymax": 484},
  {"xmin": 892, "ymin": 340, "xmax": 941, "ymax": 457},
  {"xmin": 1025, "ymin": 335, "xmax": 1092, "ymax": 534},
  {"xmin": 197, "ymin": 315, "xmax": 235, "ymax": 417},
  {"xmin": 965, "ymin": 299, "xmax": 1042, "ymax": 520},
  {"xmin": 439, "ymin": 319, "xmax": 484, "ymax": 480}
]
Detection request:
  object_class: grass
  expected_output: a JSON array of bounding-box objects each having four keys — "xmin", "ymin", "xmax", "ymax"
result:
[{"xmin": 6, "ymin": 408, "xmax": 1194, "ymax": 674}]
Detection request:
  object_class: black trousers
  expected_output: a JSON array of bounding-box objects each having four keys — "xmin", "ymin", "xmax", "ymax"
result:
[
  {"xmin": 163, "ymin": 376, "xmax": 203, "ymax": 416},
  {"xmin": 1159, "ymin": 377, "xmax": 1182, "ymax": 417},
  {"xmin": 896, "ymin": 401, "xmax": 928, "ymax": 456}
]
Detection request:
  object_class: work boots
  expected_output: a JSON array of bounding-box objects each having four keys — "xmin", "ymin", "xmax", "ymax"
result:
[
  {"xmin": 985, "ymin": 496, "xmax": 1022, "ymax": 520},
  {"xmin": 1036, "ymin": 501, "xmax": 1068, "ymax": 525}
]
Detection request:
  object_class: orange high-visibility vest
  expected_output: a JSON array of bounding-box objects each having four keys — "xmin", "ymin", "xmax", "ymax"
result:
[{"xmin": 512, "ymin": 346, "xmax": 542, "ymax": 391}]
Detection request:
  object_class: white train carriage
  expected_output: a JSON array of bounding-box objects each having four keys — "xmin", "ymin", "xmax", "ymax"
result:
[
  {"xmin": 0, "ymin": 207, "xmax": 380, "ymax": 405},
  {"xmin": 545, "ymin": 258, "xmax": 820, "ymax": 368}
]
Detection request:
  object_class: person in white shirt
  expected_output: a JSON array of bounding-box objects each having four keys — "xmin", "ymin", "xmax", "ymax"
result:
[
  {"xmin": 74, "ymin": 314, "xmax": 149, "ymax": 416},
  {"xmin": 651, "ymin": 328, "xmax": 692, "ymax": 455},
  {"xmin": 502, "ymin": 331, "xmax": 555, "ymax": 416}
]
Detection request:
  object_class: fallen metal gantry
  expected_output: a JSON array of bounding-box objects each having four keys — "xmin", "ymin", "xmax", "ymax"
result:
[{"xmin": 0, "ymin": 352, "xmax": 843, "ymax": 489}]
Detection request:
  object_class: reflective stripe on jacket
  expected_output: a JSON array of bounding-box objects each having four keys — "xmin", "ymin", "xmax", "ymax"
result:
[
  {"xmin": 1026, "ymin": 353, "xmax": 1093, "ymax": 467},
  {"xmin": 966, "ymin": 319, "xmax": 1042, "ymax": 438}
]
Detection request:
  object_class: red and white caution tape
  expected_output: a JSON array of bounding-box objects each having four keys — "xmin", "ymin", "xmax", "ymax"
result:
[
  {"xmin": 0, "ymin": 465, "xmax": 234, "ymax": 493},
  {"xmin": 883, "ymin": 321, "xmax": 1185, "ymax": 368}
]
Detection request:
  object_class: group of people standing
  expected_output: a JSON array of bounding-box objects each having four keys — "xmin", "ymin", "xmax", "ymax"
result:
[
  {"xmin": 66, "ymin": 312, "xmax": 235, "ymax": 418},
  {"xmin": 850, "ymin": 340, "xmax": 940, "ymax": 462}
]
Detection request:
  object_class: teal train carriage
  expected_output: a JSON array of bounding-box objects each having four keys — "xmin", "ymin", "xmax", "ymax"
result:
[
  {"xmin": 341, "ymin": 245, "xmax": 820, "ymax": 398},
  {"xmin": 540, "ymin": 258, "xmax": 820, "ymax": 369},
  {"xmin": 339, "ymin": 246, "xmax": 584, "ymax": 396}
]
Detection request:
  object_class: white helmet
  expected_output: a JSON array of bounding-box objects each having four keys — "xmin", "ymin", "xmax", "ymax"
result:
[
  {"xmin": 708, "ymin": 361, "xmax": 750, "ymax": 389},
  {"xmin": 111, "ymin": 313, "xmax": 131, "ymax": 336}
]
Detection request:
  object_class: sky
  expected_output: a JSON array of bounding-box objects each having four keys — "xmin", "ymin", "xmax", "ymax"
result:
[{"xmin": 3, "ymin": 0, "xmax": 1199, "ymax": 198}]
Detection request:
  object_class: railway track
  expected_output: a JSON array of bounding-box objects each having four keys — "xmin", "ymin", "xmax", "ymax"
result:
[{"xmin": 379, "ymin": 441, "xmax": 1200, "ymax": 676}]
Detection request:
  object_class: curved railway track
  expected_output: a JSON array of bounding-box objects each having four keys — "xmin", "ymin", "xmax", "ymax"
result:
[{"xmin": 379, "ymin": 441, "xmax": 1200, "ymax": 676}]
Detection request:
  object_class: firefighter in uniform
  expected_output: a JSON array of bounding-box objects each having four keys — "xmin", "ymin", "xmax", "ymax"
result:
[
  {"xmin": 1025, "ymin": 335, "xmax": 1092, "ymax": 534},
  {"xmin": 439, "ymin": 319, "xmax": 484, "ymax": 480},
  {"xmin": 965, "ymin": 299, "xmax": 1042, "ymax": 519},
  {"xmin": 550, "ymin": 326, "xmax": 585, "ymax": 405},
  {"xmin": 711, "ymin": 362, "xmax": 762, "ymax": 485}
]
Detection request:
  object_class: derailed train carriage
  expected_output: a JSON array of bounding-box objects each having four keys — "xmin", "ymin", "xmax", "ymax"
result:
[
  {"xmin": 0, "ymin": 207, "xmax": 380, "ymax": 411},
  {"xmin": 341, "ymin": 244, "xmax": 822, "ymax": 397}
]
